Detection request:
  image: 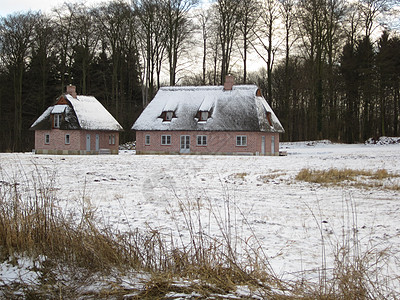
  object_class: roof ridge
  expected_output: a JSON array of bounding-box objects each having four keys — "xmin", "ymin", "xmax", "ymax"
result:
[{"xmin": 160, "ymin": 84, "xmax": 257, "ymax": 91}]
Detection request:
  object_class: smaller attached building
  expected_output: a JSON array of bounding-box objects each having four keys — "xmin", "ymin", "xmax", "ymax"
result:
[
  {"xmin": 132, "ymin": 77, "xmax": 284, "ymax": 155},
  {"xmin": 31, "ymin": 85, "xmax": 123, "ymax": 155}
]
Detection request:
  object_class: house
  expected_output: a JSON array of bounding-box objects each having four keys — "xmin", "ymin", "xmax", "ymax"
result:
[
  {"xmin": 30, "ymin": 85, "xmax": 123, "ymax": 155},
  {"xmin": 132, "ymin": 76, "xmax": 284, "ymax": 155}
]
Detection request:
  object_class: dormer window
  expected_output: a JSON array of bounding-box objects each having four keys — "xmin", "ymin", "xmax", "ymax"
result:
[
  {"xmin": 196, "ymin": 110, "xmax": 210, "ymax": 122},
  {"xmin": 54, "ymin": 114, "xmax": 62, "ymax": 128},
  {"xmin": 160, "ymin": 111, "xmax": 175, "ymax": 122},
  {"xmin": 51, "ymin": 104, "xmax": 68, "ymax": 129}
]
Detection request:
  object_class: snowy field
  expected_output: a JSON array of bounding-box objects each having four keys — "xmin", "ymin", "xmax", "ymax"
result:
[{"xmin": 1, "ymin": 140, "xmax": 400, "ymax": 288}]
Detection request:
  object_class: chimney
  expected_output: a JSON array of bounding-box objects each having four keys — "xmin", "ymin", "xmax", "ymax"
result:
[
  {"xmin": 66, "ymin": 85, "xmax": 77, "ymax": 98},
  {"xmin": 224, "ymin": 74, "xmax": 234, "ymax": 91}
]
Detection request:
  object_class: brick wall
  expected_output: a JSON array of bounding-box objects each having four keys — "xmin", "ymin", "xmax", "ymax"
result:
[
  {"xmin": 136, "ymin": 130, "xmax": 280, "ymax": 155},
  {"xmin": 34, "ymin": 130, "xmax": 119, "ymax": 154}
]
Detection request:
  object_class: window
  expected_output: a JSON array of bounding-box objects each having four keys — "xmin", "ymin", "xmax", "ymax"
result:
[
  {"xmin": 160, "ymin": 111, "xmax": 175, "ymax": 122},
  {"xmin": 165, "ymin": 111, "xmax": 173, "ymax": 121},
  {"xmin": 200, "ymin": 111, "xmax": 209, "ymax": 121},
  {"xmin": 45, "ymin": 134, "xmax": 50, "ymax": 144},
  {"xmin": 145, "ymin": 135, "xmax": 150, "ymax": 145},
  {"xmin": 236, "ymin": 135, "xmax": 247, "ymax": 146},
  {"xmin": 65, "ymin": 134, "xmax": 70, "ymax": 144},
  {"xmin": 109, "ymin": 135, "xmax": 116, "ymax": 145},
  {"xmin": 197, "ymin": 135, "xmax": 207, "ymax": 146},
  {"xmin": 197, "ymin": 110, "xmax": 211, "ymax": 122},
  {"xmin": 161, "ymin": 135, "xmax": 171, "ymax": 145},
  {"xmin": 54, "ymin": 114, "xmax": 61, "ymax": 128}
]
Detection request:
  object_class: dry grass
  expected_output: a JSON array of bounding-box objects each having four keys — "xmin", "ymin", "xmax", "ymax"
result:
[
  {"xmin": 0, "ymin": 165, "xmax": 399, "ymax": 298},
  {"xmin": 232, "ymin": 172, "xmax": 248, "ymax": 179},
  {"xmin": 0, "ymin": 177, "xmax": 134, "ymax": 274},
  {"xmin": 296, "ymin": 168, "xmax": 400, "ymax": 190},
  {"xmin": 258, "ymin": 171, "xmax": 287, "ymax": 182}
]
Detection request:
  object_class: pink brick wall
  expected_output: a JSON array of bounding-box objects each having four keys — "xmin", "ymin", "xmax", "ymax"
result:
[
  {"xmin": 34, "ymin": 130, "xmax": 119, "ymax": 154},
  {"xmin": 136, "ymin": 131, "xmax": 280, "ymax": 155}
]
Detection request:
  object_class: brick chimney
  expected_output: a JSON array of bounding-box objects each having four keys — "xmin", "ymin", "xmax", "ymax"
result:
[
  {"xmin": 224, "ymin": 74, "xmax": 234, "ymax": 91},
  {"xmin": 66, "ymin": 85, "xmax": 77, "ymax": 98}
]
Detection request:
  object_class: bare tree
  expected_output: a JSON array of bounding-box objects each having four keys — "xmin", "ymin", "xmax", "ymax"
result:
[
  {"xmin": 277, "ymin": 0, "xmax": 297, "ymax": 140},
  {"xmin": 342, "ymin": 2, "xmax": 363, "ymax": 47},
  {"xmin": 134, "ymin": 0, "xmax": 167, "ymax": 106},
  {"xmin": 70, "ymin": 4, "xmax": 100, "ymax": 94},
  {"xmin": 237, "ymin": 0, "xmax": 260, "ymax": 83},
  {"xmin": 206, "ymin": 8, "xmax": 222, "ymax": 85},
  {"xmin": 52, "ymin": 3, "xmax": 76, "ymax": 92},
  {"xmin": 255, "ymin": 0, "xmax": 280, "ymax": 102},
  {"xmin": 214, "ymin": 0, "xmax": 241, "ymax": 84},
  {"xmin": 324, "ymin": 0, "xmax": 346, "ymax": 138},
  {"xmin": 30, "ymin": 13, "xmax": 56, "ymax": 112},
  {"xmin": 164, "ymin": 0, "xmax": 198, "ymax": 86},
  {"xmin": 297, "ymin": 0, "xmax": 328, "ymax": 138},
  {"xmin": 279, "ymin": 0, "xmax": 296, "ymax": 78},
  {"xmin": 358, "ymin": 0, "xmax": 389, "ymax": 38},
  {"xmin": 196, "ymin": 8, "xmax": 210, "ymax": 85},
  {"xmin": 95, "ymin": 1, "xmax": 134, "ymax": 117}
]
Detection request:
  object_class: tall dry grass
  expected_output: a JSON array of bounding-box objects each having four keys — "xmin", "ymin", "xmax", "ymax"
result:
[
  {"xmin": 0, "ymin": 164, "xmax": 134, "ymax": 272},
  {"xmin": 296, "ymin": 167, "xmax": 400, "ymax": 190},
  {"xmin": 0, "ymin": 163, "xmax": 398, "ymax": 298},
  {"xmin": 298, "ymin": 194, "xmax": 399, "ymax": 300}
]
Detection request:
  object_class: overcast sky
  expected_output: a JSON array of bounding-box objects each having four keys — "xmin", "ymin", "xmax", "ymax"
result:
[{"xmin": 0, "ymin": 0, "xmax": 111, "ymax": 17}]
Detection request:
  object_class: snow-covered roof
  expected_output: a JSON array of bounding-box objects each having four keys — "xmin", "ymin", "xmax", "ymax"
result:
[
  {"xmin": 30, "ymin": 94, "xmax": 123, "ymax": 131},
  {"xmin": 51, "ymin": 105, "xmax": 68, "ymax": 114},
  {"xmin": 132, "ymin": 85, "xmax": 284, "ymax": 132}
]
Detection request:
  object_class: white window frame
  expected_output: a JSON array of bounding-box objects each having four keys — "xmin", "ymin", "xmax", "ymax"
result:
[
  {"xmin": 112, "ymin": 135, "xmax": 115, "ymax": 145},
  {"xmin": 45, "ymin": 134, "xmax": 50, "ymax": 144},
  {"xmin": 161, "ymin": 135, "xmax": 171, "ymax": 145},
  {"xmin": 197, "ymin": 135, "xmax": 207, "ymax": 146},
  {"xmin": 54, "ymin": 114, "xmax": 61, "ymax": 128},
  {"xmin": 65, "ymin": 134, "xmax": 70, "ymax": 145},
  {"xmin": 145, "ymin": 134, "xmax": 150, "ymax": 145},
  {"xmin": 236, "ymin": 135, "xmax": 247, "ymax": 146}
]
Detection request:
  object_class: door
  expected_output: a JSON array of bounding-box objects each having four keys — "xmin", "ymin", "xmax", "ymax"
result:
[
  {"xmin": 180, "ymin": 135, "xmax": 190, "ymax": 153},
  {"xmin": 95, "ymin": 134, "xmax": 100, "ymax": 151},
  {"xmin": 261, "ymin": 136, "xmax": 266, "ymax": 155},
  {"xmin": 86, "ymin": 134, "xmax": 91, "ymax": 151},
  {"xmin": 271, "ymin": 135, "xmax": 275, "ymax": 155}
]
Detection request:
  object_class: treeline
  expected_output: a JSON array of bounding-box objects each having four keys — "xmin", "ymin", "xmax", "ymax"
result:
[{"xmin": 0, "ymin": 0, "xmax": 399, "ymax": 151}]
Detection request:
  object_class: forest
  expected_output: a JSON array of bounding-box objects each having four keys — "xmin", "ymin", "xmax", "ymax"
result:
[{"xmin": 0, "ymin": 0, "xmax": 399, "ymax": 152}]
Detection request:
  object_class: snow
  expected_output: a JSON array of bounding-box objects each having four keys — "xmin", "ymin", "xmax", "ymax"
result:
[
  {"xmin": 30, "ymin": 95, "xmax": 123, "ymax": 131},
  {"xmin": 365, "ymin": 136, "xmax": 400, "ymax": 145},
  {"xmin": 30, "ymin": 106, "xmax": 53, "ymax": 128},
  {"xmin": 0, "ymin": 255, "xmax": 45, "ymax": 287},
  {"xmin": 66, "ymin": 95, "xmax": 123, "ymax": 131},
  {"xmin": 1, "ymin": 141, "xmax": 400, "ymax": 292},
  {"xmin": 51, "ymin": 104, "xmax": 68, "ymax": 114},
  {"xmin": 132, "ymin": 85, "xmax": 284, "ymax": 132}
]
